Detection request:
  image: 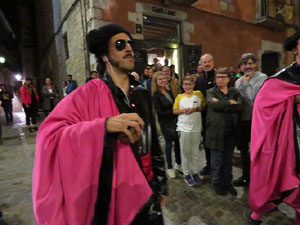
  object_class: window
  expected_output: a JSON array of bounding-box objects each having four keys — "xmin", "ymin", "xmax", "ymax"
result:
[{"xmin": 63, "ymin": 32, "xmax": 69, "ymax": 59}]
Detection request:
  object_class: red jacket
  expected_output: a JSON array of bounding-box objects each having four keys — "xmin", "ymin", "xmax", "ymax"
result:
[{"xmin": 20, "ymin": 85, "xmax": 39, "ymax": 104}]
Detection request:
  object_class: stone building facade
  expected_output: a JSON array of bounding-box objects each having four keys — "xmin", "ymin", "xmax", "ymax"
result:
[{"xmin": 33, "ymin": 0, "xmax": 300, "ymax": 90}]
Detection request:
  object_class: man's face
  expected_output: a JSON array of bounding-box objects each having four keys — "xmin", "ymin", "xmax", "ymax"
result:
[
  {"xmin": 197, "ymin": 65, "xmax": 203, "ymax": 73},
  {"xmin": 243, "ymin": 59, "xmax": 257, "ymax": 75},
  {"xmin": 108, "ymin": 33, "xmax": 134, "ymax": 72},
  {"xmin": 67, "ymin": 76, "xmax": 72, "ymax": 82},
  {"xmin": 91, "ymin": 72, "xmax": 99, "ymax": 79},
  {"xmin": 148, "ymin": 69, "xmax": 154, "ymax": 78},
  {"xmin": 162, "ymin": 66, "xmax": 171, "ymax": 80},
  {"xmin": 200, "ymin": 55, "xmax": 214, "ymax": 72}
]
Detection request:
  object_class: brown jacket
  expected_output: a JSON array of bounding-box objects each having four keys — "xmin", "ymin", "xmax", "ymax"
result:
[{"xmin": 169, "ymin": 78, "xmax": 180, "ymax": 98}]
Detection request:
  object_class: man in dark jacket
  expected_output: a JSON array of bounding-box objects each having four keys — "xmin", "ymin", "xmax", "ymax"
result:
[
  {"xmin": 0, "ymin": 84, "xmax": 13, "ymax": 125},
  {"xmin": 66, "ymin": 74, "xmax": 77, "ymax": 94},
  {"xmin": 206, "ymin": 68, "xmax": 242, "ymax": 196},
  {"xmin": 195, "ymin": 53, "xmax": 216, "ymax": 175}
]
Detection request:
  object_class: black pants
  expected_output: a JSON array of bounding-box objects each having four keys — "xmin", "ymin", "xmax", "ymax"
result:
[
  {"xmin": 165, "ymin": 137, "xmax": 181, "ymax": 169},
  {"xmin": 202, "ymin": 112, "xmax": 211, "ymax": 169},
  {"xmin": 236, "ymin": 120, "xmax": 251, "ymax": 179},
  {"xmin": 23, "ymin": 104, "xmax": 37, "ymax": 126},
  {"xmin": 210, "ymin": 133, "xmax": 235, "ymax": 184},
  {"xmin": 2, "ymin": 105, "xmax": 13, "ymax": 124}
]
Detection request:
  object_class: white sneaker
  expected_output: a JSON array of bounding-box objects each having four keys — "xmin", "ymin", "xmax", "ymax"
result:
[
  {"xmin": 168, "ymin": 169, "xmax": 176, "ymax": 179},
  {"xmin": 174, "ymin": 163, "xmax": 182, "ymax": 173}
]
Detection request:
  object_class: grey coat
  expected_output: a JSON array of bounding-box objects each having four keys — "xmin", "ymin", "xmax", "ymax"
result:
[
  {"xmin": 42, "ymin": 85, "xmax": 59, "ymax": 111},
  {"xmin": 205, "ymin": 87, "xmax": 242, "ymax": 150}
]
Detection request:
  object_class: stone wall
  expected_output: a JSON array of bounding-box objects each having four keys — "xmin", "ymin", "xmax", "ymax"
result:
[
  {"xmin": 61, "ymin": 0, "xmax": 89, "ymax": 85},
  {"xmin": 35, "ymin": 0, "xmax": 298, "ymax": 87}
]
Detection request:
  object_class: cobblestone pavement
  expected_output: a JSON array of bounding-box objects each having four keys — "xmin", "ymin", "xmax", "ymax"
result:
[{"xmin": 0, "ymin": 112, "xmax": 296, "ymax": 225}]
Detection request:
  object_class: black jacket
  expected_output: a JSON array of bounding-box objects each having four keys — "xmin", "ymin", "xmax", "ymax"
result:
[
  {"xmin": 195, "ymin": 69, "xmax": 216, "ymax": 97},
  {"xmin": 206, "ymin": 87, "xmax": 242, "ymax": 150},
  {"xmin": 0, "ymin": 90, "xmax": 13, "ymax": 107},
  {"xmin": 152, "ymin": 90, "xmax": 177, "ymax": 141}
]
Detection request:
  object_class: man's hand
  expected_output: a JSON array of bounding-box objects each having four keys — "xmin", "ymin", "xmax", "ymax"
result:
[
  {"xmin": 241, "ymin": 74, "xmax": 251, "ymax": 82},
  {"xmin": 295, "ymin": 95, "xmax": 300, "ymax": 104},
  {"xmin": 229, "ymin": 99, "xmax": 238, "ymax": 105},
  {"xmin": 211, "ymin": 97, "xmax": 219, "ymax": 102},
  {"xmin": 241, "ymin": 71, "xmax": 255, "ymax": 82},
  {"xmin": 160, "ymin": 196, "xmax": 166, "ymax": 207},
  {"xmin": 25, "ymin": 104, "xmax": 30, "ymax": 108},
  {"xmin": 106, "ymin": 113, "xmax": 144, "ymax": 143}
]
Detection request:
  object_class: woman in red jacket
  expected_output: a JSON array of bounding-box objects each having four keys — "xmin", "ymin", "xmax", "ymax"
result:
[{"xmin": 20, "ymin": 77, "xmax": 39, "ymax": 132}]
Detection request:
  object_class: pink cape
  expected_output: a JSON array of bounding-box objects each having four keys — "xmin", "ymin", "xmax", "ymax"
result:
[
  {"xmin": 32, "ymin": 79, "xmax": 153, "ymax": 225},
  {"xmin": 250, "ymin": 78, "xmax": 300, "ymax": 212}
]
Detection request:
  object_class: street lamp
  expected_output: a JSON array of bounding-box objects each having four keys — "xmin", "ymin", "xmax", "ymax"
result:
[
  {"xmin": 15, "ymin": 74, "xmax": 22, "ymax": 81},
  {"xmin": 0, "ymin": 57, "xmax": 5, "ymax": 64}
]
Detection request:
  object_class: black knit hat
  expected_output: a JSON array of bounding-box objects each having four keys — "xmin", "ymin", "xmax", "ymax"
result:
[
  {"xmin": 284, "ymin": 31, "xmax": 300, "ymax": 51},
  {"xmin": 86, "ymin": 23, "xmax": 132, "ymax": 57}
]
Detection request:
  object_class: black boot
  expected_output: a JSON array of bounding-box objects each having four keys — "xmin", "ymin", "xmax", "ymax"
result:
[
  {"xmin": 224, "ymin": 183, "xmax": 237, "ymax": 196},
  {"xmin": 233, "ymin": 176, "xmax": 249, "ymax": 187},
  {"xmin": 213, "ymin": 183, "xmax": 227, "ymax": 196}
]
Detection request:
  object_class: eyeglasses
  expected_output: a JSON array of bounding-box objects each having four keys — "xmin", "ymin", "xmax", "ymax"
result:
[
  {"xmin": 115, "ymin": 39, "xmax": 134, "ymax": 51},
  {"xmin": 182, "ymin": 83, "xmax": 193, "ymax": 86},
  {"xmin": 216, "ymin": 75, "xmax": 228, "ymax": 79}
]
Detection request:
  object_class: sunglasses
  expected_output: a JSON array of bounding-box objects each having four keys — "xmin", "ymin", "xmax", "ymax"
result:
[{"xmin": 115, "ymin": 39, "xmax": 134, "ymax": 51}]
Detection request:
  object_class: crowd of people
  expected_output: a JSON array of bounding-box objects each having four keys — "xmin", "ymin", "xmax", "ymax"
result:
[
  {"xmin": 134, "ymin": 52, "xmax": 267, "ymax": 197},
  {"xmin": 0, "ymin": 69, "xmax": 85, "ymax": 133},
  {"xmin": 0, "ymin": 22, "xmax": 296, "ymax": 225}
]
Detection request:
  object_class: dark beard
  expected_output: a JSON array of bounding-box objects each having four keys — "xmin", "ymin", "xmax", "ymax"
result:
[{"xmin": 109, "ymin": 57, "xmax": 132, "ymax": 73}]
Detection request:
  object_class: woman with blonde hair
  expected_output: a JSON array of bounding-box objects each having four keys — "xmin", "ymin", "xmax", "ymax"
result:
[{"xmin": 152, "ymin": 71, "xmax": 181, "ymax": 178}]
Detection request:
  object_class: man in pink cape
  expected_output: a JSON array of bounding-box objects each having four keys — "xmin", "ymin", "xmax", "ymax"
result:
[
  {"xmin": 249, "ymin": 31, "xmax": 300, "ymax": 224},
  {"xmin": 32, "ymin": 24, "xmax": 167, "ymax": 225}
]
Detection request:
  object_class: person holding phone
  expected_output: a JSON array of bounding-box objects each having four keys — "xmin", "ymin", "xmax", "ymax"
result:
[
  {"xmin": 20, "ymin": 77, "xmax": 39, "ymax": 132},
  {"xmin": 33, "ymin": 24, "xmax": 167, "ymax": 225}
]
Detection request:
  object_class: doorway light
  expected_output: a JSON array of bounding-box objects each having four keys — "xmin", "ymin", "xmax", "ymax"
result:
[
  {"xmin": 0, "ymin": 57, "xmax": 5, "ymax": 64},
  {"xmin": 15, "ymin": 74, "xmax": 22, "ymax": 81}
]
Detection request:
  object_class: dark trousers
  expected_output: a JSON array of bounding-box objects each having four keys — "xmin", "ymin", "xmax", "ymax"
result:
[
  {"xmin": 165, "ymin": 137, "xmax": 181, "ymax": 169},
  {"xmin": 2, "ymin": 105, "xmax": 13, "ymax": 124},
  {"xmin": 202, "ymin": 112, "xmax": 211, "ymax": 168},
  {"xmin": 237, "ymin": 120, "xmax": 251, "ymax": 180},
  {"xmin": 23, "ymin": 104, "xmax": 37, "ymax": 126},
  {"xmin": 210, "ymin": 133, "xmax": 235, "ymax": 184}
]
